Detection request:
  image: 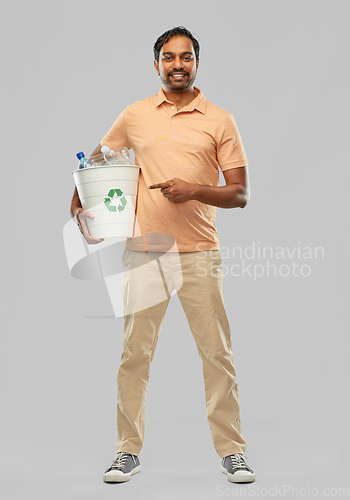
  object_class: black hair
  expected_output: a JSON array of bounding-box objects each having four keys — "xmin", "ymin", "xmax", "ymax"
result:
[{"xmin": 153, "ymin": 26, "xmax": 200, "ymax": 63}]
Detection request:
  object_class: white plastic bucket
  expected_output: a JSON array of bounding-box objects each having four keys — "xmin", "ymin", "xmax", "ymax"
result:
[{"xmin": 72, "ymin": 165, "xmax": 140, "ymax": 240}]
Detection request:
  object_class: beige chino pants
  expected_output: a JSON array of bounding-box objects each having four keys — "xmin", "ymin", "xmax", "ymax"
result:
[{"xmin": 116, "ymin": 248, "xmax": 246, "ymax": 458}]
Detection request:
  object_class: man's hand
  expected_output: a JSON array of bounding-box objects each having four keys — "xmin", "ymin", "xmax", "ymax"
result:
[
  {"xmin": 148, "ymin": 178, "xmax": 195, "ymax": 203},
  {"xmin": 74, "ymin": 208, "xmax": 104, "ymax": 245}
]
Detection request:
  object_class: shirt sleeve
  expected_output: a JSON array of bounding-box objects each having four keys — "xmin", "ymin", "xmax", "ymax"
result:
[
  {"xmin": 217, "ymin": 113, "xmax": 248, "ymax": 171},
  {"xmin": 100, "ymin": 108, "xmax": 131, "ymax": 150}
]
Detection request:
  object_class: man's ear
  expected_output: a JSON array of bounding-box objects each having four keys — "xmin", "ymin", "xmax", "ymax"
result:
[{"xmin": 154, "ymin": 60, "xmax": 160, "ymax": 76}]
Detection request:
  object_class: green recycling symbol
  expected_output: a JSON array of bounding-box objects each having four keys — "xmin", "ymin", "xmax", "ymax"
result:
[{"xmin": 104, "ymin": 188, "xmax": 128, "ymax": 213}]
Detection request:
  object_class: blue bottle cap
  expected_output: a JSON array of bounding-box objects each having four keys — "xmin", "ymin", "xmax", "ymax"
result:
[{"xmin": 76, "ymin": 151, "xmax": 85, "ymax": 160}]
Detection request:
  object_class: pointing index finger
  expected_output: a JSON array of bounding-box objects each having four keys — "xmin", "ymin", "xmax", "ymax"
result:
[{"xmin": 148, "ymin": 181, "xmax": 168, "ymax": 189}]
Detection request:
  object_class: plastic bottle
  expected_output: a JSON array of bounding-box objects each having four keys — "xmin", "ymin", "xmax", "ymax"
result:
[{"xmin": 76, "ymin": 151, "xmax": 93, "ymax": 169}]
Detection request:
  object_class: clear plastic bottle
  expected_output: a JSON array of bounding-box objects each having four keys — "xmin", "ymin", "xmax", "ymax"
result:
[{"xmin": 76, "ymin": 151, "xmax": 93, "ymax": 169}]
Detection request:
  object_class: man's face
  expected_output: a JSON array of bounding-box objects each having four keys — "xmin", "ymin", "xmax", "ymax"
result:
[{"xmin": 154, "ymin": 35, "xmax": 199, "ymax": 92}]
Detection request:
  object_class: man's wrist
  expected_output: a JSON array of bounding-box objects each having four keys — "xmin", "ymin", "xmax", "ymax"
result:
[{"xmin": 190, "ymin": 183, "xmax": 201, "ymax": 201}]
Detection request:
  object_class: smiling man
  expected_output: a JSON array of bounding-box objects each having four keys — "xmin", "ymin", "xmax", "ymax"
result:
[{"xmin": 70, "ymin": 26, "xmax": 255, "ymax": 484}]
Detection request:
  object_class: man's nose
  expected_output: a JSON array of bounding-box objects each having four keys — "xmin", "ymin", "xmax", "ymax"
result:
[{"xmin": 172, "ymin": 57, "xmax": 183, "ymax": 69}]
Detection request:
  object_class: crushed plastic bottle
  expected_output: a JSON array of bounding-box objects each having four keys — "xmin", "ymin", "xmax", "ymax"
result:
[{"xmin": 89, "ymin": 147, "xmax": 133, "ymax": 166}]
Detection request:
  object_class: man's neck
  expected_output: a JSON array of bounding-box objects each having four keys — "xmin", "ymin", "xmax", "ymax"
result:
[{"xmin": 162, "ymin": 86, "xmax": 198, "ymax": 111}]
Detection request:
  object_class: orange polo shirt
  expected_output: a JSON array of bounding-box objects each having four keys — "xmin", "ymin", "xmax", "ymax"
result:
[{"xmin": 100, "ymin": 87, "xmax": 248, "ymax": 252}]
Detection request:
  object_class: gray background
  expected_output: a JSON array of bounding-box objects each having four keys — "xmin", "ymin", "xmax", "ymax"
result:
[{"xmin": 1, "ymin": 0, "xmax": 349, "ymax": 499}]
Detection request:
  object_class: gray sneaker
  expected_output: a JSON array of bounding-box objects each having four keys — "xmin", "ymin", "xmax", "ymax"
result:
[
  {"xmin": 221, "ymin": 453, "xmax": 256, "ymax": 483},
  {"xmin": 103, "ymin": 452, "xmax": 141, "ymax": 483}
]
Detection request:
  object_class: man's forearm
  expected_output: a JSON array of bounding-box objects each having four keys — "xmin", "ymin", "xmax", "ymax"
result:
[
  {"xmin": 70, "ymin": 186, "xmax": 82, "ymax": 217},
  {"xmin": 192, "ymin": 183, "xmax": 249, "ymax": 209}
]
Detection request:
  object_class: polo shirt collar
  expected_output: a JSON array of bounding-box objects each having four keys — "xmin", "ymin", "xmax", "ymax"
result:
[{"xmin": 155, "ymin": 86, "xmax": 207, "ymax": 114}]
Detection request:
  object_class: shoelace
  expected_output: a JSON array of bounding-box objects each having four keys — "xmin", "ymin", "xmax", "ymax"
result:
[
  {"xmin": 230, "ymin": 454, "xmax": 250, "ymax": 471},
  {"xmin": 110, "ymin": 452, "xmax": 129, "ymax": 470}
]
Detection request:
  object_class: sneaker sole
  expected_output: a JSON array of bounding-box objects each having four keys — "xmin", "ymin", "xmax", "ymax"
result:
[
  {"xmin": 221, "ymin": 466, "xmax": 256, "ymax": 483},
  {"xmin": 103, "ymin": 465, "xmax": 141, "ymax": 483}
]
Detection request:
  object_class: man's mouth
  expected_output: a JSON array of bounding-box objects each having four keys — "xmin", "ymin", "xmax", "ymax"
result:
[{"xmin": 170, "ymin": 73, "xmax": 187, "ymax": 80}]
